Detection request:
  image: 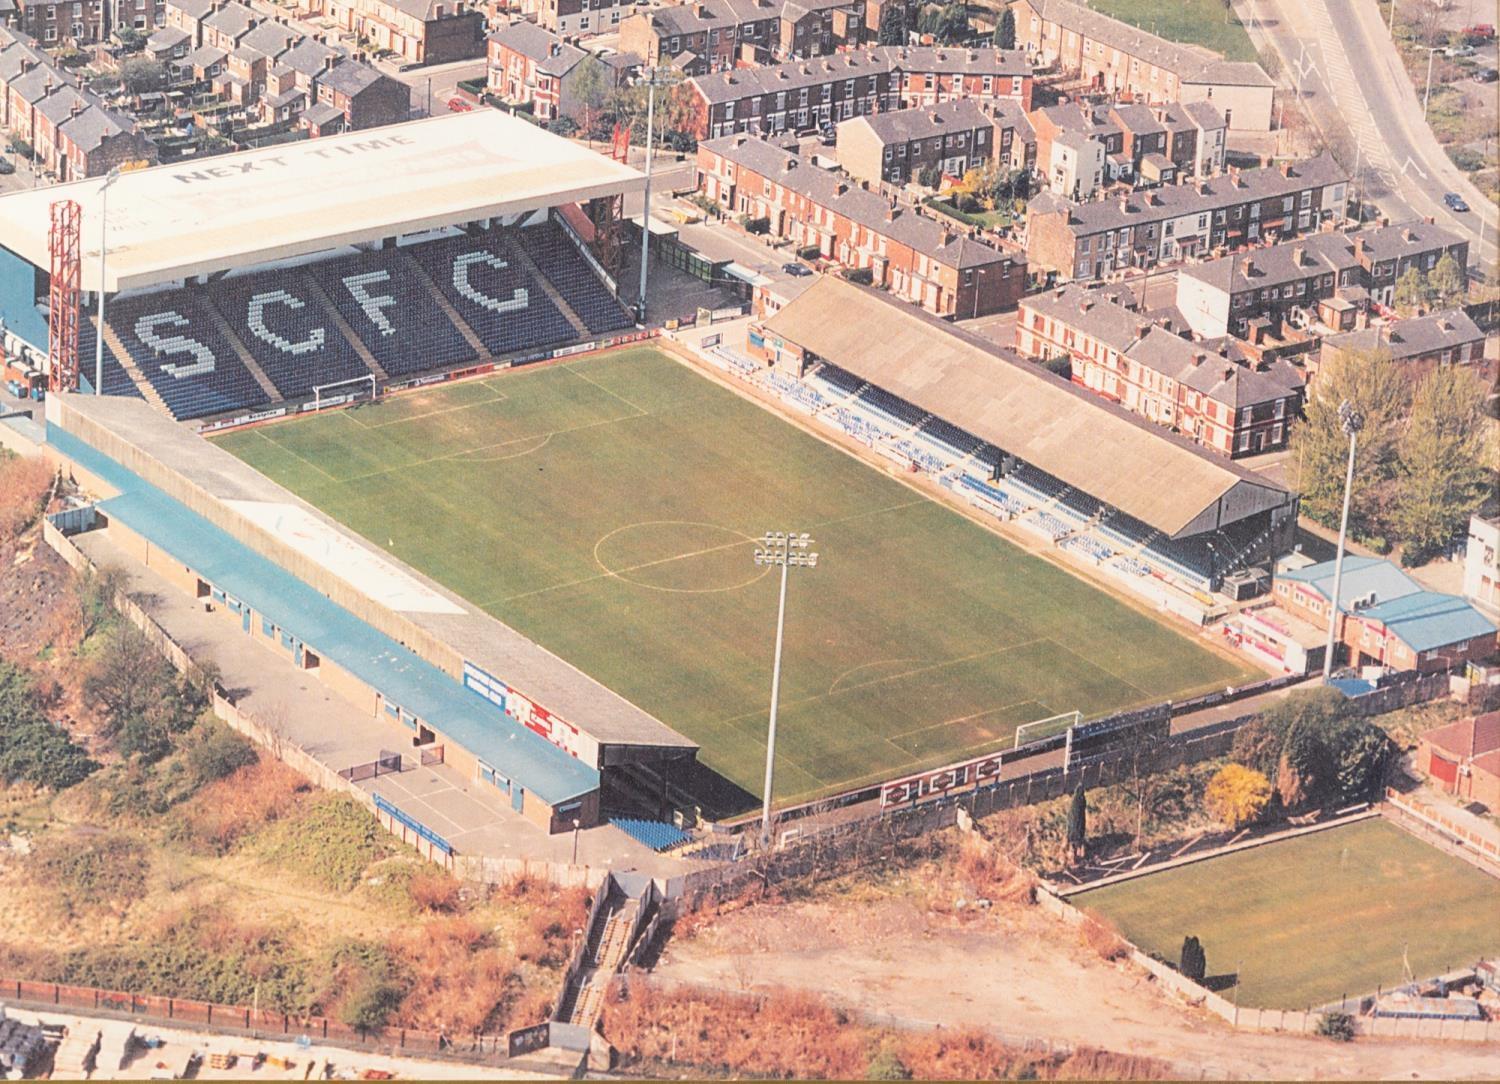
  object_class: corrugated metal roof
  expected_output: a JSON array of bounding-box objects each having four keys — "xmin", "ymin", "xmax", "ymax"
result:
[
  {"xmin": 1359, "ymin": 591, "xmax": 1497, "ymax": 655},
  {"xmin": 49, "ymin": 423, "xmax": 602, "ymax": 807},
  {"xmin": 763, "ymin": 276, "xmax": 1291, "ymax": 537}
]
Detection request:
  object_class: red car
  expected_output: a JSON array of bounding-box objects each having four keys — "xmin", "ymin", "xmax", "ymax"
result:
[
  {"xmin": 447, "ymin": 96, "xmax": 474, "ymax": 113},
  {"xmin": 1462, "ymin": 23, "xmax": 1496, "ymax": 41}
]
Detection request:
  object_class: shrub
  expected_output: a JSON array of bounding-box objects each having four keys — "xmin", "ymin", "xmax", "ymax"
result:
[
  {"xmin": 409, "ymin": 871, "xmax": 463, "ymax": 913},
  {"xmin": 0, "ymin": 455, "xmax": 53, "ymax": 541},
  {"xmin": 1316, "ymin": 1011, "xmax": 1356, "ymax": 1041},
  {"xmin": 29, "ymin": 833, "xmax": 147, "ymax": 914},
  {"xmin": 1080, "ymin": 916, "xmax": 1128, "ymax": 961},
  {"xmin": 171, "ymin": 758, "xmax": 307, "ymax": 854},
  {"xmin": 341, "ymin": 978, "xmax": 404, "ymax": 1032},
  {"xmin": 0, "ymin": 661, "xmax": 99, "ymax": 790},
  {"xmin": 1203, "ymin": 764, "xmax": 1272, "ymax": 829},
  {"xmin": 183, "ymin": 721, "xmax": 258, "ymax": 787},
  {"xmin": 260, "ymin": 793, "xmax": 392, "ymax": 892},
  {"xmin": 866, "ymin": 1048, "xmax": 911, "ymax": 1080}
]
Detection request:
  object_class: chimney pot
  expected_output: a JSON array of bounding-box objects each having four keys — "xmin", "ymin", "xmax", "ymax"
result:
[
  {"xmin": 1223, "ymin": 366, "xmax": 1234, "ymax": 381},
  {"xmin": 1279, "ymin": 161, "xmax": 1292, "ymax": 177}
]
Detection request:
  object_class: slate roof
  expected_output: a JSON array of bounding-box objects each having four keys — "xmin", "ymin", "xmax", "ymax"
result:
[
  {"xmin": 705, "ymin": 134, "xmax": 1020, "ymax": 270},
  {"xmin": 280, "ymin": 36, "xmax": 344, "ymax": 77},
  {"xmin": 147, "ymin": 25, "xmax": 192, "ymax": 50},
  {"xmin": 58, "ymin": 104, "xmax": 136, "ymax": 152},
  {"xmin": 691, "ymin": 44, "xmax": 1032, "ymax": 103},
  {"xmin": 318, "ymin": 60, "xmax": 388, "ymax": 96},
  {"xmin": 1352, "ymin": 219, "xmax": 1467, "ymax": 263},
  {"xmin": 1179, "ymin": 229, "xmax": 1362, "ymax": 293},
  {"xmin": 166, "ymin": 0, "xmax": 217, "ymax": 21},
  {"xmin": 1325, "ymin": 309, "xmax": 1485, "ymax": 360},
  {"xmin": 843, "ymin": 98, "xmax": 994, "ymax": 143},
  {"xmin": 239, "ymin": 20, "xmax": 302, "ymax": 57},
  {"xmin": 202, "ymin": 1, "xmax": 259, "ymax": 39},
  {"xmin": 303, "ymin": 100, "xmax": 344, "ymax": 126},
  {"xmin": 186, "ymin": 44, "xmax": 228, "ymax": 68},
  {"xmin": 488, "ymin": 20, "xmax": 586, "ymax": 76}
]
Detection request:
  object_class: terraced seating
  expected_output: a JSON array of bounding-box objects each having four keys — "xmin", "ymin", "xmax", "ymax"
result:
[
  {"xmin": 515, "ymin": 221, "xmax": 634, "ymax": 335},
  {"xmin": 1028, "ymin": 510, "xmax": 1071, "ymax": 542},
  {"xmin": 78, "ymin": 318, "xmax": 141, "ymax": 399},
  {"xmin": 1112, "ymin": 554, "xmax": 1152, "ymax": 577},
  {"xmin": 957, "ymin": 473, "xmax": 1028, "ymax": 517},
  {"xmin": 103, "ymin": 289, "xmax": 269, "ymax": 420},
  {"xmin": 1061, "ymin": 533, "xmax": 1114, "ymax": 563},
  {"xmin": 1057, "ymin": 486, "xmax": 1104, "ymax": 523},
  {"xmin": 208, "ymin": 269, "xmax": 372, "ymax": 400},
  {"xmin": 812, "ymin": 364, "xmax": 866, "ymax": 396},
  {"xmin": 919, "ymin": 416, "xmax": 983, "ymax": 458},
  {"xmin": 408, "ymin": 230, "xmax": 575, "ymax": 357},
  {"xmin": 609, "ymin": 817, "xmax": 691, "ymax": 852},
  {"xmin": 309, "ymin": 247, "xmax": 476, "ymax": 378},
  {"xmin": 857, "ymin": 384, "xmax": 928, "ymax": 428},
  {"xmin": 711, "ymin": 345, "xmax": 760, "ymax": 377}
]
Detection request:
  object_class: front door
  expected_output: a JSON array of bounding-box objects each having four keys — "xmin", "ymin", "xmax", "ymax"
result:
[{"xmin": 512, "ymin": 785, "xmax": 524, "ymax": 813}]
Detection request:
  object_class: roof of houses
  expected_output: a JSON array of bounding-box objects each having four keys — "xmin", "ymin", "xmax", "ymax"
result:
[
  {"xmin": 1032, "ymin": 153, "xmax": 1346, "ymax": 236},
  {"xmin": 148, "ymin": 25, "xmax": 192, "ymax": 50},
  {"xmin": 303, "ymin": 100, "xmax": 344, "ymax": 126},
  {"xmin": 1022, "ymin": 282, "xmax": 1147, "ymax": 350},
  {"xmin": 386, "ymin": 0, "xmax": 471, "ymax": 19},
  {"xmin": 1281, "ymin": 554, "xmax": 1423, "ymax": 607},
  {"xmin": 34, "ymin": 84, "xmax": 92, "ymax": 126},
  {"xmin": 10, "ymin": 64, "xmax": 74, "ymax": 104},
  {"xmin": 1179, "ymin": 229, "xmax": 1363, "ymax": 293},
  {"xmin": 318, "ymin": 59, "xmax": 390, "ymax": 96},
  {"xmin": 186, "ymin": 44, "xmax": 229, "ymax": 68},
  {"xmin": 166, "ymin": 0, "xmax": 217, "ymax": 20},
  {"xmin": 1352, "ymin": 219, "xmax": 1467, "ymax": 263},
  {"xmin": 280, "ymin": 36, "xmax": 344, "ymax": 76},
  {"xmin": 1019, "ymin": 0, "xmax": 1270, "ymax": 85},
  {"xmin": 0, "ymin": 40, "xmax": 49, "ymax": 83},
  {"xmin": 692, "ymin": 48, "xmax": 892, "ymax": 103},
  {"xmin": 239, "ymin": 19, "xmax": 302, "ymax": 57},
  {"xmin": 202, "ymin": 1, "xmax": 259, "ymax": 38},
  {"xmin": 887, "ymin": 44, "xmax": 1031, "ymax": 76},
  {"xmin": 840, "ymin": 98, "xmax": 995, "ymax": 144},
  {"xmin": 58, "ymin": 103, "xmax": 137, "ymax": 153},
  {"xmin": 1324, "ymin": 309, "xmax": 1485, "ymax": 360},
  {"xmin": 648, "ymin": 0, "xmax": 771, "ymax": 36},
  {"xmin": 706, "ymin": 134, "xmax": 1019, "ymax": 270},
  {"xmin": 488, "ymin": 20, "xmax": 586, "ymax": 76},
  {"xmin": 1423, "ymin": 711, "xmax": 1500, "ymax": 761}
]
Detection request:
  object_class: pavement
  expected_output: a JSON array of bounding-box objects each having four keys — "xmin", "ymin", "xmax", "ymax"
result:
[
  {"xmin": 1236, "ymin": 0, "xmax": 1497, "ymax": 274},
  {"xmin": 66, "ymin": 527, "xmax": 691, "ymax": 880}
]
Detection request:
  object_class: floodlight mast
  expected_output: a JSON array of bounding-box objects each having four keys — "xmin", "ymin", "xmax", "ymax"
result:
[
  {"xmin": 1322, "ymin": 400, "xmax": 1365, "ymax": 680},
  {"xmin": 751, "ymin": 530, "xmax": 818, "ymax": 847}
]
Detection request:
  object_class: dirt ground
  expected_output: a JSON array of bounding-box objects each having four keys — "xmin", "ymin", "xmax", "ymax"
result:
[{"xmin": 653, "ymin": 890, "xmax": 1500, "ymax": 1080}]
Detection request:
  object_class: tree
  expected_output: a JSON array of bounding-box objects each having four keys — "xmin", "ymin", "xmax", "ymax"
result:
[
  {"xmin": 119, "ymin": 57, "xmax": 167, "ymax": 97},
  {"xmin": 1287, "ymin": 346, "xmax": 1409, "ymax": 534},
  {"xmin": 1389, "ymin": 365, "xmax": 1493, "ymax": 563},
  {"xmin": 917, "ymin": 163, "xmax": 943, "ymax": 188},
  {"xmin": 1392, "ymin": 266, "xmax": 1433, "ymax": 314},
  {"xmin": 1427, "ymin": 252, "xmax": 1466, "ymax": 308},
  {"xmin": 1230, "ymin": 686, "xmax": 1351, "ymax": 784},
  {"xmin": 1203, "ymin": 764, "xmax": 1272, "ymax": 829},
  {"xmin": 1277, "ymin": 719, "xmax": 1335, "ymax": 809},
  {"xmin": 1179, "ymin": 935, "xmax": 1206, "ymax": 982},
  {"xmin": 920, "ymin": 1, "xmax": 970, "ymax": 43},
  {"xmin": 878, "ymin": 1, "xmax": 909, "ymax": 45},
  {"xmin": 994, "ymin": 6, "xmax": 1016, "ymax": 48},
  {"xmin": 1316, "ymin": 1011, "xmax": 1356, "ymax": 1041},
  {"xmin": 566, "ymin": 54, "xmax": 610, "ymax": 135},
  {"xmin": 1328, "ymin": 720, "xmax": 1391, "ymax": 803},
  {"xmin": 1065, "ymin": 783, "xmax": 1087, "ymax": 861}
]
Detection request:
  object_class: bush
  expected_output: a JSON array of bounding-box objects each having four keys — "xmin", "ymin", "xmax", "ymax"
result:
[
  {"xmin": 1449, "ymin": 146, "xmax": 1486, "ymax": 172},
  {"xmin": 1203, "ymin": 764, "xmax": 1272, "ymax": 829},
  {"xmin": 1080, "ymin": 916, "xmax": 1128, "ymax": 961},
  {"xmin": 0, "ymin": 455, "xmax": 53, "ymax": 541},
  {"xmin": 261, "ymin": 793, "xmax": 392, "ymax": 892},
  {"xmin": 29, "ymin": 833, "xmax": 148, "ymax": 914},
  {"xmin": 0, "ymin": 661, "xmax": 99, "ymax": 790},
  {"xmin": 341, "ymin": 978, "xmax": 404, "ymax": 1032},
  {"xmin": 1316, "ymin": 1011, "xmax": 1356, "ymax": 1041},
  {"xmin": 183, "ymin": 722, "xmax": 258, "ymax": 787},
  {"xmin": 171, "ymin": 758, "xmax": 308, "ymax": 854},
  {"xmin": 866, "ymin": 1048, "xmax": 912, "ymax": 1080}
]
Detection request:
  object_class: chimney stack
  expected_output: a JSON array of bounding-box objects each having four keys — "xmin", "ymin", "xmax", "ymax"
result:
[
  {"xmin": 1191, "ymin": 351, "xmax": 1205, "ymax": 367},
  {"xmin": 1292, "ymin": 245, "xmax": 1305, "ymax": 266},
  {"xmin": 1223, "ymin": 366, "xmax": 1235, "ymax": 382},
  {"xmin": 1401, "ymin": 226, "xmax": 1415, "ymax": 242},
  {"xmin": 1279, "ymin": 161, "xmax": 1292, "ymax": 177}
]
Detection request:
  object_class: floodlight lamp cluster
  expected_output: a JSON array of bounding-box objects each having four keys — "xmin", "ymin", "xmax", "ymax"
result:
[
  {"xmin": 753, "ymin": 531, "xmax": 818, "ymax": 568},
  {"xmin": 1337, "ymin": 399, "xmax": 1365, "ymax": 437}
]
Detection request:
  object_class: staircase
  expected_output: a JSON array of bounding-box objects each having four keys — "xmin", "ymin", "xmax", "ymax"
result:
[
  {"xmin": 196, "ymin": 288, "xmax": 282, "ymax": 402},
  {"xmin": 505, "ymin": 234, "xmax": 591, "ymax": 339},
  {"xmin": 302, "ymin": 273, "xmax": 390, "ymax": 382},
  {"xmin": 400, "ymin": 248, "xmax": 489, "ymax": 358},
  {"xmin": 97, "ymin": 316, "xmax": 169, "ymax": 412},
  {"xmin": 556, "ymin": 888, "xmax": 640, "ymax": 1027}
]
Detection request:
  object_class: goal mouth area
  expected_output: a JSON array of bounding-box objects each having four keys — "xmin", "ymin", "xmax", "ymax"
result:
[
  {"xmin": 1014, "ymin": 709, "xmax": 1082, "ymax": 750},
  {"xmin": 312, "ymin": 374, "xmax": 379, "ymax": 411}
]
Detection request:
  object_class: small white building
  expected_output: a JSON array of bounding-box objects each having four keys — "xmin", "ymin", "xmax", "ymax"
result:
[{"xmin": 1465, "ymin": 514, "xmax": 1500, "ymax": 621}]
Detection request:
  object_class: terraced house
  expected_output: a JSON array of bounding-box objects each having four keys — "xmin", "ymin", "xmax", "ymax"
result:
[
  {"xmin": 684, "ymin": 45, "xmax": 1032, "ymax": 140},
  {"xmin": 1008, "ymin": 0, "xmax": 1274, "ymax": 130},
  {"xmin": 835, "ymin": 98, "xmax": 1035, "ymax": 186},
  {"xmin": 698, "ymin": 134, "xmax": 1028, "ymax": 315},
  {"xmin": 293, "ymin": 0, "xmax": 485, "ymax": 63},
  {"xmin": 1024, "ymin": 154, "xmax": 1347, "ymax": 281},
  {"xmin": 1018, "ymin": 283, "xmax": 1304, "ymax": 456},
  {"xmin": 619, "ymin": 0, "xmax": 869, "ymax": 75},
  {"xmin": 1029, "ymin": 99, "xmax": 1225, "ymax": 199}
]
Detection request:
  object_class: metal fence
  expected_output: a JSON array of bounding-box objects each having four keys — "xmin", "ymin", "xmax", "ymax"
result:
[
  {"xmin": 337, "ymin": 750, "xmax": 403, "ymax": 783},
  {"xmin": 373, "ymin": 792, "xmax": 453, "ymax": 856}
]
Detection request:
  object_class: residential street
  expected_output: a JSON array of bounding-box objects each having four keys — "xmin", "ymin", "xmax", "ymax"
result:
[{"xmin": 1237, "ymin": 0, "xmax": 1497, "ymax": 273}]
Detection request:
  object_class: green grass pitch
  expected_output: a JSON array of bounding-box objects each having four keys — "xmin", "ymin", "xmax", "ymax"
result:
[
  {"xmin": 1075, "ymin": 818, "xmax": 1500, "ymax": 1009},
  {"xmin": 1084, "ymin": 0, "xmax": 1260, "ymax": 63},
  {"xmin": 213, "ymin": 346, "xmax": 1257, "ymax": 811}
]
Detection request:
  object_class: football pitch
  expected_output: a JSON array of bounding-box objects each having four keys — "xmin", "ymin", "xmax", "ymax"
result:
[
  {"xmin": 1075, "ymin": 819, "xmax": 1500, "ymax": 1009},
  {"xmin": 213, "ymin": 345, "xmax": 1257, "ymax": 812}
]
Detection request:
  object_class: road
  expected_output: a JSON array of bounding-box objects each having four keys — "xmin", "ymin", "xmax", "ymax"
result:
[
  {"xmin": 1237, "ymin": 0, "xmax": 1497, "ymax": 275},
  {"xmin": 392, "ymin": 57, "xmax": 489, "ymax": 116}
]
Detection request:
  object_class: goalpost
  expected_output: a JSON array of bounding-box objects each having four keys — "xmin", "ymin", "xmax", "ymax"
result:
[
  {"xmin": 1014, "ymin": 709, "xmax": 1083, "ymax": 777},
  {"xmin": 312, "ymin": 374, "xmax": 378, "ymax": 412}
]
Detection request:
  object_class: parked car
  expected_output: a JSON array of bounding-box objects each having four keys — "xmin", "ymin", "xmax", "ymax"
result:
[
  {"xmin": 1462, "ymin": 23, "xmax": 1496, "ymax": 41},
  {"xmin": 1472, "ymin": 67, "xmax": 1499, "ymax": 82},
  {"xmin": 1443, "ymin": 42, "xmax": 1476, "ymax": 57},
  {"xmin": 781, "ymin": 262, "xmax": 813, "ymax": 277},
  {"xmin": 446, "ymin": 96, "xmax": 473, "ymax": 113},
  {"xmin": 1443, "ymin": 191, "xmax": 1471, "ymax": 212},
  {"xmin": 0, "ymin": 159, "xmax": 15, "ymax": 175}
]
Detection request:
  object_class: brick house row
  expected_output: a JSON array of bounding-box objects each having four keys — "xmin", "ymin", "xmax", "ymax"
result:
[
  {"xmin": 1025, "ymin": 153, "xmax": 1348, "ymax": 282},
  {"xmin": 0, "ymin": 23, "xmax": 155, "ymax": 177},
  {"xmin": 1174, "ymin": 220, "xmax": 1470, "ymax": 338},
  {"xmin": 698, "ymin": 133, "xmax": 1028, "ymax": 315},
  {"xmin": 619, "ymin": 0, "xmax": 906, "ymax": 74},
  {"xmin": 289, "ymin": 0, "xmax": 484, "ymax": 65},
  {"xmin": 686, "ymin": 45, "xmax": 1033, "ymax": 141},
  {"xmin": 519, "ymin": 0, "xmax": 631, "ymax": 37},
  {"xmin": 1323, "ymin": 309, "xmax": 1487, "ymax": 376},
  {"xmin": 1018, "ymin": 283, "xmax": 1304, "ymax": 456},
  {"xmin": 11, "ymin": 0, "xmax": 166, "ymax": 44},
  {"xmin": 159, "ymin": 0, "xmax": 410, "ymax": 131},
  {"xmin": 1008, "ymin": 0, "xmax": 1274, "ymax": 131},
  {"xmin": 1029, "ymin": 98, "xmax": 1225, "ymax": 200},
  {"xmin": 835, "ymin": 97, "xmax": 1034, "ymax": 186}
]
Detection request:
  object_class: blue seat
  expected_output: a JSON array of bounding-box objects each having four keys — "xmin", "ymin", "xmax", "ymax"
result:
[
  {"xmin": 407, "ymin": 230, "xmax": 575, "ymax": 358},
  {"xmin": 207, "ymin": 269, "xmax": 373, "ymax": 400},
  {"xmin": 77, "ymin": 317, "xmax": 141, "ymax": 399},
  {"xmin": 309, "ymin": 247, "xmax": 477, "ymax": 378},
  {"xmin": 103, "ymin": 289, "xmax": 269, "ymax": 421},
  {"xmin": 608, "ymin": 817, "xmax": 691, "ymax": 852},
  {"xmin": 515, "ymin": 221, "xmax": 635, "ymax": 335}
]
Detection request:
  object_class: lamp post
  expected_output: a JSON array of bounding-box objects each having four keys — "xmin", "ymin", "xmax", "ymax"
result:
[
  {"xmin": 636, "ymin": 68, "xmax": 663, "ymax": 324},
  {"xmin": 1422, "ymin": 46, "xmax": 1441, "ymax": 118},
  {"xmin": 752, "ymin": 530, "xmax": 818, "ymax": 848},
  {"xmin": 1321, "ymin": 400, "xmax": 1364, "ymax": 680},
  {"xmin": 571, "ymin": 817, "xmax": 581, "ymax": 864},
  {"xmin": 95, "ymin": 166, "xmax": 121, "ymax": 396}
]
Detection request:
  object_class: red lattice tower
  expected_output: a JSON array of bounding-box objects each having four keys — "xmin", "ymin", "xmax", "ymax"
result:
[
  {"xmin": 47, "ymin": 199, "xmax": 82, "ymax": 394},
  {"xmin": 589, "ymin": 121, "xmax": 633, "ymax": 277}
]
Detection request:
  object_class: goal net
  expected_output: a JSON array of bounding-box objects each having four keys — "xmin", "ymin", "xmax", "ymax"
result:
[
  {"xmin": 1013, "ymin": 709, "xmax": 1082, "ymax": 750},
  {"xmin": 312, "ymin": 374, "xmax": 378, "ymax": 411}
]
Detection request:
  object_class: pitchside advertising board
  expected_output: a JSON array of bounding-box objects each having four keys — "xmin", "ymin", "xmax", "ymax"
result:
[
  {"xmin": 462, "ymin": 660, "xmax": 586, "ymax": 760},
  {"xmin": 880, "ymin": 750, "xmax": 1006, "ymax": 807}
]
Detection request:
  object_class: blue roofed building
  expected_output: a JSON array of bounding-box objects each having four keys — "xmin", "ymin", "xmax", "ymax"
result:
[{"xmin": 1262, "ymin": 555, "xmax": 1498, "ymax": 673}]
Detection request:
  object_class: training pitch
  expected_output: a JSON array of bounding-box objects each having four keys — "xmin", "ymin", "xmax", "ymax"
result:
[
  {"xmin": 1075, "ymin": 818, "xmax": 1500, "ymax": 1009},
  {"xmin": 214, "ymin": 345, "xmax": 1257, "ymax": 811}
]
